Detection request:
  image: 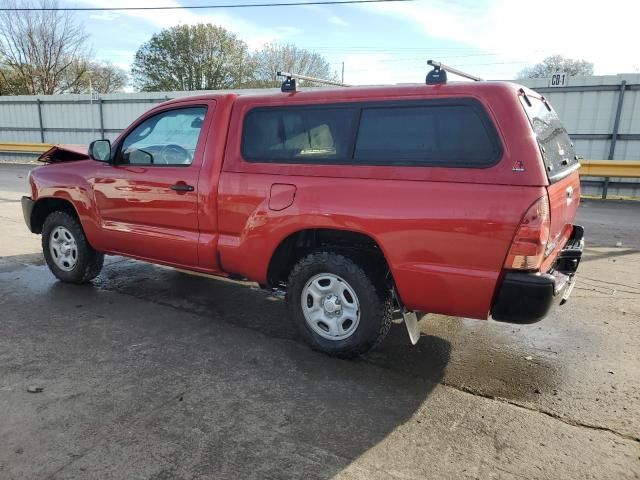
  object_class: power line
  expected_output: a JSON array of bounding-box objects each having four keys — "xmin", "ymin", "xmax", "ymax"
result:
[{"xmin": 0, "ymin": 0, "xmax": 413, "ymax": 11}]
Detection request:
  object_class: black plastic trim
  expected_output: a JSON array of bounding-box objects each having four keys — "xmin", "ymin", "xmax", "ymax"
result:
[
  {"xmin": 21, "ymin": 196, "xmax": 34, "ymax": 232},
  {"xmin": 491, "ymin": 272, "xmax": 558, "ymax": 324},
  {"xmin": 491, "ymin": 224, "xmax": 584, "ymax": 324},
  {"xmin": 555, "ymin": 224, "xmax": 584, "ymax": 274}
]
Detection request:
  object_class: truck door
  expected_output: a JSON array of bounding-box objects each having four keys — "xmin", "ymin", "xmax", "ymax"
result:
[{"xmin": 92, "ymin": 103, "xmax": 214, "ymax": 268}]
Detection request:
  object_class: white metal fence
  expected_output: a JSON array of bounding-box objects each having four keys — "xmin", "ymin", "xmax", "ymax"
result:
[
  {"xmin": 0, "ymin": 88, "xmax": 280, "ymax": 146},
  {"xmin": 1, "ymin": 75, "xmax": 639, "ymax": 196}
]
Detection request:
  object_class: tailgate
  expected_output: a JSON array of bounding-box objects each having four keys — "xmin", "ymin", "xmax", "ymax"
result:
[
  {"xmin": 518, "ymin": 90, "xmax": 582, "ymax": 262},
  {"xmin": 546, "ymin": 168, "xmax": 581, "ymax": 257}
]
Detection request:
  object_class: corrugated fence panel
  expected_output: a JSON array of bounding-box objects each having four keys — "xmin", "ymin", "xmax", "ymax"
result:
[
  {"xmin": 0, "ymin": 81, "xmax": 637, "ymax": 196},
  {"xmin": 0, "ymin": 130, "xmax": 41, "ymax": 143},
  {"xmin": 619, "ymin": 88, "xmax": 640, "ymax": 135},
  {"xmin": 574, "ymin": 139, "xmax": 609, "ymax": 160},
  {"xmin": 0, "ymin": 99, "xmax": 41, "ymax": 143},
  {"xmin": 43, "ymin": 130, "xmax": 97, "ymax": 145},
  {"xmin": 616, "ymin": 140, "xmax": 640, "ymax": 160},
  {"xmin": 0, "ymin": 102, "xmax": 39, "ymax": 128},
  {"xmin": 102, "ymin": 101, "xmax": 163, "ymax": 132}
]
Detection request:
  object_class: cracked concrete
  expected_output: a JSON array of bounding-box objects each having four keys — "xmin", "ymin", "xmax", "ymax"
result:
[{"xmin": 1, "ymin": 164, "xmax": 639, "ymax": 479}]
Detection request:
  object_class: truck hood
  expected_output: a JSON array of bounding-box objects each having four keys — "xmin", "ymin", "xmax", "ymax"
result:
[{"xmin": 38, "ymin": 144, "xmax": 90, "ymax": 164}]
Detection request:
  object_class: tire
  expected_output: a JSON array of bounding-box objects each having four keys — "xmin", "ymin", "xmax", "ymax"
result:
[
  {"xmin": 286, "ymin": 251, "xmax": 393, "ymax": 358},
  {"xmin": 42, "ymin": 211, "xmax": 104, "ymax": 284}
]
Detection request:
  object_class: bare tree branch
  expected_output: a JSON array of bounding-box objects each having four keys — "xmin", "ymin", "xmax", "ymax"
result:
[
  {"xmin": 0, "ymin": 0, "xmax": 90, "ymax": 94},
  {"xmin": 249, "ymin": 43, "xmax": 337, "ymax": 88},
  {"xmin": 518, "ymin": 55, "xmax": 594, "ymax": 79}
]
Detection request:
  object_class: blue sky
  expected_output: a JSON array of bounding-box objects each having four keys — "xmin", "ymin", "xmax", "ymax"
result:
[{"xmin": 67, "ymin": 0, "xmax": 638, "ymax": 88}]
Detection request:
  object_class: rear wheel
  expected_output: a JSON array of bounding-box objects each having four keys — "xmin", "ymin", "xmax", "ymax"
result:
[
  {"xmin": 286, "ymin": 251, "xmax": 393, "ymax": 358},
  {"xmin": 42, "ymin": 211, "xmax": 104, "ymax": 284}
]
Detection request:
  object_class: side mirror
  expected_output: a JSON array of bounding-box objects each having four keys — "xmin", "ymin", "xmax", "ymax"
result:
[{"xmin": 89, "ymin": 139, "xmax": 111, "ymax": 162}]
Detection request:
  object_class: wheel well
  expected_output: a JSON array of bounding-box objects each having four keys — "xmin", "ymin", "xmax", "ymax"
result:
[
  {"xmin": 267, "ymin": 228, "xmax": 392, "ymax": 288},
  {"xmin": 31, "ymin": 198, "xmax": 79, "ymax": 234}
]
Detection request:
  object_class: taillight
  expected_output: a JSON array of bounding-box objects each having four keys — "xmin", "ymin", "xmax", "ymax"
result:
[{"xmin": 505, "ymin": 196, "xmax": 551, "ymax": 271}]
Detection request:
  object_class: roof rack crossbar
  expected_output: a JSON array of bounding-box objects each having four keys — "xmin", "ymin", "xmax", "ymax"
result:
[
  {"xmin": 276, "ymin": 71, "xmax": 351, "ymax": 92},
  {"xmin": 427, "ymin": 60, "xmax": 483, "ymax": 82}
]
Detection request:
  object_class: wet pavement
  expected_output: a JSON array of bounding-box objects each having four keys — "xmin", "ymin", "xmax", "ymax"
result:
[{"xmin": 1, "ymin": 164, "xmax": 639, "ymax": 479}]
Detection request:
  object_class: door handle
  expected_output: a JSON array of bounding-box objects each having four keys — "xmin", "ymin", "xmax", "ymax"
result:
[{"xmin": 170, "ymin": 183, "xmax": 194, "ymax": 192}]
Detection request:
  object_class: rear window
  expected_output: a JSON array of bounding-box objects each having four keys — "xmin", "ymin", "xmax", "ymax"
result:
[
  {"xmin": 242, "ymin": 99, "xmax": 502, "ymax": 167},
  {"xmin": 519, "ymin": 94, "xmax": 578, "ymax": 181}
]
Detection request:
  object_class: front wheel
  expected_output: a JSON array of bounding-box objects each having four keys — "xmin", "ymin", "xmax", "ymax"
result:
[
  {"xmin": 42, "ymin": 211, "xmax": 104, "ymax": 284},
  {"xmin": 286, "ymin": 252, "xmax": 393, "ymax": 358}
]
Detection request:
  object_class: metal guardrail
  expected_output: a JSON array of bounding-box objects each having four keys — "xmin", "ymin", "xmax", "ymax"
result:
[
  {"xmin": 580, "ymin": 160, "xmax": 640, "ymax": 178},
  {"xmin": 1, "ymin": 143, "xmax": 640, "ymax": 179},
  {"xmin": 0, "ymin": 142, "xmax": 53, "ymax": 154}
]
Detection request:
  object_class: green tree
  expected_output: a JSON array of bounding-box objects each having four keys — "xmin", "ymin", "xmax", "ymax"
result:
[
  {"xmin": 518, "ymin": 55, "xmax": 594, "ymax": 79},
  {"xmin": 249, "ymin": 43, "xmax": 337, "ymax": 88},
  {"xmin": 132, "ymin": 24, "xmax": 253, "ymax": 91}
]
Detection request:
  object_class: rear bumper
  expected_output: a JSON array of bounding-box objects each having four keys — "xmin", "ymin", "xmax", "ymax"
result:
[
  {"xmin": 21, "ymin": 196, "xmax": 34, "ymax": 232},
  {"xmin": 491, "ymin": 225, "xmax": 584, "ymax": 324}
]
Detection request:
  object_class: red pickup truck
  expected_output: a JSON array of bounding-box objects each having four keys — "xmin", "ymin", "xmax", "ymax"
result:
[{"xmin": 22, "ymin": 81, "xmax": 584, "ymax": 357}]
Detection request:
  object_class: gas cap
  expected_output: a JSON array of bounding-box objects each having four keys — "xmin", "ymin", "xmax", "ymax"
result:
[{"xmin": 268, "ymin": 183, "xmax": 296, "ymax": 211}]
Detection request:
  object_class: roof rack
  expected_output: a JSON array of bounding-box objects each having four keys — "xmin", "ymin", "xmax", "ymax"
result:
[
  {"xmin": 277, "ymin": 71, "xmax": 351, "ymax": 92},
  {"xmin": 426, "ymin": 60, "xmax": 483, "ymax": 85}
]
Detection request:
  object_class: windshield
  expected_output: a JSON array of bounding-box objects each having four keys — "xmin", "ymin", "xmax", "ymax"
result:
[{"xmin": 519, "ymin": 94, "xmax": 578, "ymax": 182}]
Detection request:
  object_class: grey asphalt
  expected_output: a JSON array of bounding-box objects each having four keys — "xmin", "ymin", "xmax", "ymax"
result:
[{"xmin": 1, "ymin": 163, "xmax": 639, "ymax": 479}]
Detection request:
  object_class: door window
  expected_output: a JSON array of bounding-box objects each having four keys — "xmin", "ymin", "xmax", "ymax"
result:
[{"xmin": 119, "ymin": 107, "xmax": 207, "ymax": 166}]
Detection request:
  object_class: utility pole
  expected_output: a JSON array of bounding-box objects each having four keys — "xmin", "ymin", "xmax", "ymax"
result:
[
  {"xmin": 88, "ymin": 72, "xmax": 95, "ymax": 138},
  {"xmin": 341, "ymin": 62, "xmax": 345, "ymax": 85}
]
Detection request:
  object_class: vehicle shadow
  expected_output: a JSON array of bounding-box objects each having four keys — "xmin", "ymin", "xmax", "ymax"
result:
[
  {"xmin": 94, "ymin": 258, "xmax": 562, "ymax": 405},
  {"xmin": 2, "ymin": 257, "xmax": 452, "ymax": 479},
  {"xmin": 15, "ymin": 253, "xmax": 563, "ymax": 409}
]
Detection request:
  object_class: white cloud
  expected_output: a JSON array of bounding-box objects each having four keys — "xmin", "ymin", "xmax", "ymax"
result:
[
  {"xmin": 300, "ymin": 4, "xmax": 349, "ymax": 28},
  {"xmin": 329, "ymin": 15, "xmax": 349, "ymax": 27},
  {"xmin": 97, "ymin": 49, "xmax": 135, "ymax": 68},
  {"xmin": 363, "ymin": 0, "xmax": 638, "ymax": 75},
  {"xmin": 77, "ymin": 0, "xmax": 300, "ymax": 50},
  {"xmin": 89, "ymin": 12, "xmax": 119, "ymax": 21},
  {"xmin": 341, "ymin": 53, "xmax": 403, "ymax": 85}
]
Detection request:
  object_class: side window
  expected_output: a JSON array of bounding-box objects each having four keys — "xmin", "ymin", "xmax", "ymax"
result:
[
  {"xmin": 354, "ymin": 105, "xmax": 499, "ymax": 166},
  {"xmin": 241, "ymin": 100, "xmax": 501, "ymax": 167},
  {"xmin": 242, "ymin": 107, "xmax": 355, "ymax": 162},
  {"xmin": 119, "ymin": 107, "xmax": 207, "ymax": 166}
]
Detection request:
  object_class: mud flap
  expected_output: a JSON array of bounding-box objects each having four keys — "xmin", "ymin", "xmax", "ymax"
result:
[
  {"xmin": 560, "ymin": 276, "xmax": 576, "ymax": 305},
  {"xmin": 403, "ymin": 310, "xmax": 420, "ymax": 345}
]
